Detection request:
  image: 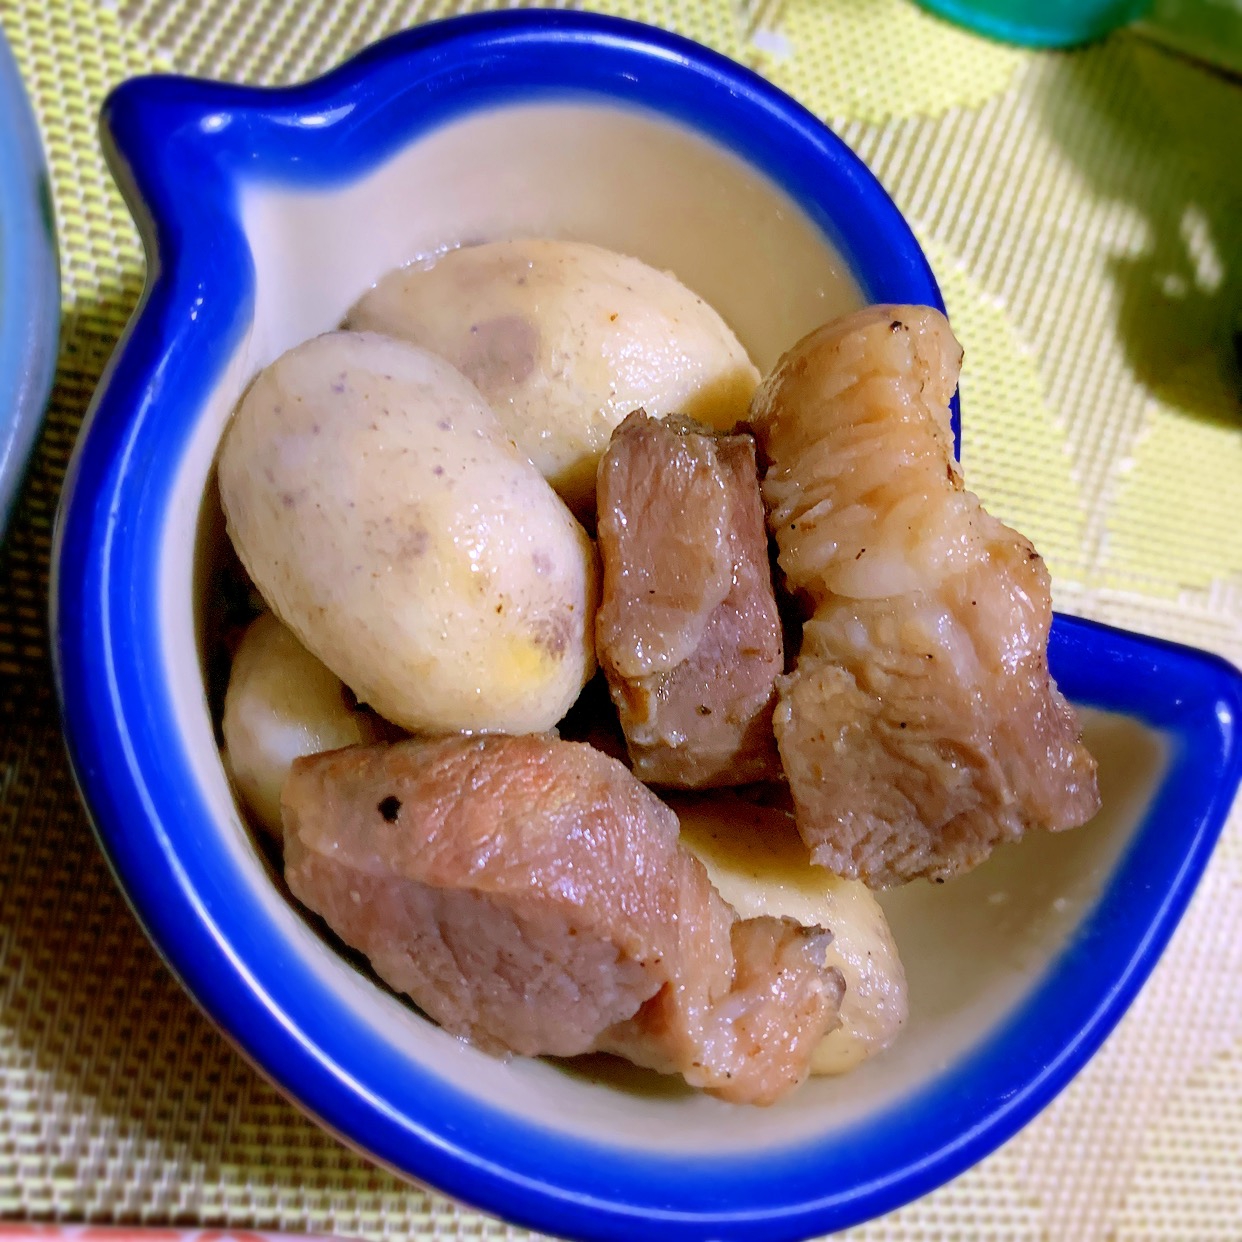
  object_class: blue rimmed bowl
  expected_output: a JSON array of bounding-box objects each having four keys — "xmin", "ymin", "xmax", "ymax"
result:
[
  {"xmin": 51, "ymin": 12, "xmax": 1242, "ymax": 1242},
  {"xmin": 0, "ymin": 29, "xmax": 59, "ymax": 538}
]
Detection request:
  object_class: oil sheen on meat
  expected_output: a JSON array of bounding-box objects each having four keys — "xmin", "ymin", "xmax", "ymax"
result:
[
  {"xmin": 595, "ymin": 412, "xmax": 783, "ymax": 787},
  {"xmin": 750, "ymin": 305, "xmax": 1100, "ymax": 887},
  {"xmin": 281, "ymin": 735, "xmax": 843, "ymax": 1104}
]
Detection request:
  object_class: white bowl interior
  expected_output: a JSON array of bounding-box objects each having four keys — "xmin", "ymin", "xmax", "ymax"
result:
[{"xmin": 162, "ymin": 101, "xmax": 1168, "ymax": 1151}]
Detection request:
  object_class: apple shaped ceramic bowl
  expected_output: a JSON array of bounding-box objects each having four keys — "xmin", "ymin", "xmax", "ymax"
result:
[{"xmin": 51, "ymin": 12, "xmax": 1242, "ymax": 1242}]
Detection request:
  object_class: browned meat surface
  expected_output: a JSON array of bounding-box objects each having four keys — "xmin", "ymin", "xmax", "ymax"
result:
[
  {"xmin": 281, "ymin": 734, "xmax": 842, "ymax": 1104},
  {"xmin": 595, "ymin": 411, "xmax": 784, "ymax": 788},
  {"xmin": 750, "ymin": 305, "xmax": 1100, "ymax": 887}
]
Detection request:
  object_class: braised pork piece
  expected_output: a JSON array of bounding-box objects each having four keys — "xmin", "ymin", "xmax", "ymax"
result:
[
  {"xmin": 282, "ymin": 734, "xmax": 844, "ymax": 1105},
  {"xmin": 596, "ymin": 412, "xmax": 784, "ymax": 787},
  {"xmin": 750, "ymin": 306, "xmax": 1099, "ymax": 887}
]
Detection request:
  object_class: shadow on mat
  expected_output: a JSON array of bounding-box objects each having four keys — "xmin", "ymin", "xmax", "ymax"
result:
[{"xmin": 1034, "ymin": 33, "xmax": 1242, "ymax": 426}]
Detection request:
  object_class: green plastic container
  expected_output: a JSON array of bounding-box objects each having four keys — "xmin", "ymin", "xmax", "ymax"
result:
[{"xmin": 915, "ymin": 0, "xmax": 1152, "ymax": 46}]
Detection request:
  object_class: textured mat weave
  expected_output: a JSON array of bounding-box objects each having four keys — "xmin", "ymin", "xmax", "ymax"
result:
[{"xmin": 1, "ymin": 0, "xmax": 1239, "ymax": 1238}]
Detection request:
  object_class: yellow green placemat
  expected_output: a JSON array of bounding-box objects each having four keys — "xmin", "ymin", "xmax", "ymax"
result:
[{"xmin": 1, "ymin": 0, "xmax": 1239, "ymax": 1237}]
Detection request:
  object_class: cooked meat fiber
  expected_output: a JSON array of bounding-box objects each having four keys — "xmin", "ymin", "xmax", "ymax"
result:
[
  {"xmin": 282, "ymin": 735, "xmax": 843, "ymax": 1104},
  {"xmin": 750, "ymin": 306, "xmax": 1100, "ymax": 887},
  {"xmin": 596, "ymin": 411, "xmax": 784, "ymax": 787}
]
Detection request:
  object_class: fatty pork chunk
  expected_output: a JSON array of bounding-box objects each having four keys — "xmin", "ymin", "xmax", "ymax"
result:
[
  {"xmin": 750, "ymin": 306, "xmax": 1100, "ymax": 888},
  {"xmin": 595, "ymin": 411, "xmax": 784, "ymax": 788},
  {"xmin": 281, "ymin": 734, "xmax": 843, "ymax": 1105}
]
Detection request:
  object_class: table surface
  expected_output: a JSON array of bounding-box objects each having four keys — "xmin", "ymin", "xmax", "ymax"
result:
[{"xmin": 1, "ymin": 0, "xmax": 1240, "ymax": 1238}]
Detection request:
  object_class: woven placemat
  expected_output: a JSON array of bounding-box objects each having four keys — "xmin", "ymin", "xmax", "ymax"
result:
[{"xmin": 1, "ymin": 0, "xmax": 1240, "ymax": 1237}]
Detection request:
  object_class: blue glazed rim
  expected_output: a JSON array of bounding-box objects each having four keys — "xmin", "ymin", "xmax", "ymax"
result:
[
  {"xmin": 51, "ymin": 12, "xmax": 1242, "ymax": 1242},
  {"xmin": 0, "ymin": 28, "xmax": 60, "ymax": 538}
]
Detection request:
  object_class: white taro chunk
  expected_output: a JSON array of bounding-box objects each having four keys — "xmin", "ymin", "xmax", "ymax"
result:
[
  {"xmin": 673, "ymin": 791, "xmax": 908, "ymax": 1075},
  {"xmin": 346, "ymin": 239, "xmax": 761, "ymax": 515},
  {"xmin": 221, "ymin": 612, "xmax": 395, "ymax": 839},
  {"xmin": 217, "ymin": 331, "xmax": 599, "ymax": 736}
]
